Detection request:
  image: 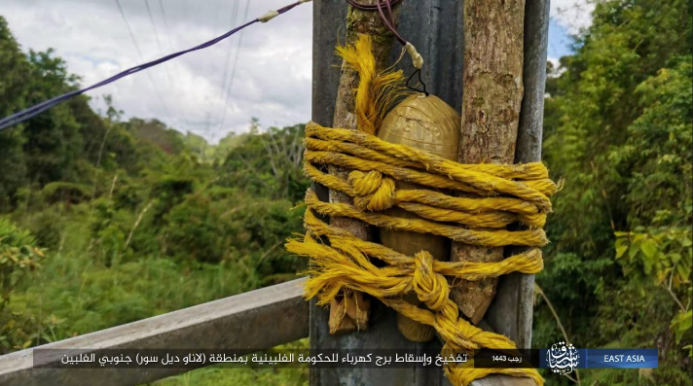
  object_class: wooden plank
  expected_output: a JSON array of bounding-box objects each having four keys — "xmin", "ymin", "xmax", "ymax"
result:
[
  {"xmin": 0, "ymin": 279, "xmax": 308, "ymax": 386},
  {"xmin": 486, "ymin": 0, "xmax": 551, "ymax": 347}
]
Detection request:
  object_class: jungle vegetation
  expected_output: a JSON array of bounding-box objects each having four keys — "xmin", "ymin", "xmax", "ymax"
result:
[{"xmin": 0, "ymin": 0, "xmax": 690, "ymax": 385}]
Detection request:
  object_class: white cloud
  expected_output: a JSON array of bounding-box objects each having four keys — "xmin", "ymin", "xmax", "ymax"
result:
[
  {"xmin": 550, "ymin": 0, "xmax": 595, "ymax": 34},
  {"xmin": 1, "ymin": 0, "xmax": 596, "ymax": 143},
  {"xmin": 547, "ymin": 57, "xmax": 561, "ymax": 69},
  {"xmin": 0, "ymin": 0, "xmax": 313, "ymax": 143}
]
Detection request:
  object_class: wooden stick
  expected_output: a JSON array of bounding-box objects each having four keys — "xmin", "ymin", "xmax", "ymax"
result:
[
  {"xmin": 327, "ymin": 0, "xmax": 402, "ymax": 335},
  {"xmin": 456, "ymin": 5, "xmax": 540, "ymax": 386},
  {"xmin": 485, "ymin": 0, "xmax": 551, "ymax": 350},
  {"xmin": 450, "ymin": 0, "xmax": 526, "ymax": 325}
]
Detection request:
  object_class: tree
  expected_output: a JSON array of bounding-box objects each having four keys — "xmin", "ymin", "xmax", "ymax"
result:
[
  {"xmin": 220, "ymin": 124, "xmax": 307, "ymax": 202},
  {"xmin": 0, "ymin": 16, "xmax": 30, "ymax": 210},
  {"xmin": 537, "ymin": 0, "xmax": 692, "ymax": 384}
]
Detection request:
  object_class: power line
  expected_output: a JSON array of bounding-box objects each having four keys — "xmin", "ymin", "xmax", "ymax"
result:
[
  {"xmin": 144, "ymin": 0, "xmax": 165, "ymax": 53},
  {"xmin": 202, "ymin": 0, "xmax": 234, "ymax": 139},
  {"xmin": 114, "ymin": 0, "xmax": 171, "ymax": 117},
  {"xmin": 0, "ymin": 0, "xmax": 311, "ymax": 132},
  {"xmin": 215, "ymin": 0, "xmax": 224, "ymax": 33},
  {"xmin": 203, "ymin": 0, "xmax": 235, "ymax": 139},
  {"xmin": 157, "ymin": 0, "xmax": 176, "ymax": 52},
  {"xmin": 157, "ymin": 0, "xmax": 182, "ymax": 82},
  {"xmin": 212, "ymin": 0, "xmax": 240, "ymax": 134},
  {"xmin": 144, "ymin": 0, "xmax": 174, "ymax": 84},
  {"xmin": 114, "ymin": 0, "xmax": 144, "ymax": 59},
  {"xmin": 218, "ymin": 0, "xmax": 251, "ymax": 132}
]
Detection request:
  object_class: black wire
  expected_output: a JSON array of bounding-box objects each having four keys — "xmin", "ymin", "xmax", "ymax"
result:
[
  {"xmin": 144, "ymin": 0, "xmax": 174, "ymax": 84},
  {"xmin": 218, "ymin": 0, "xmax": 251, "ymax": 132},
  {"xmin": 115, "ymin": 0, "xmax": 171, "ymax": 116},
  {"xmin": 347, "ymin": 0, "xmax": 428, "ymax": 96},
  {"xmin": 144, "ymin": 0, "xmax": 165, "ymax": 55},
  {"xmin": 210, "ymin": 0, "xmax": 240, "ymax": 135},
  {"xmin": 406, "ymin": 69, "xmax": 428, "ymax": 96},
  {"xmin": 157, "ymin": 0, "xmax": 176, "ymax": 53}
]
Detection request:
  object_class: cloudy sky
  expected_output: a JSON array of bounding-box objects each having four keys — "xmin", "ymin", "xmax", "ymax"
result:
[{"xmin": 0, "ymin": 0, "xmax": 592, "ymax": 143}]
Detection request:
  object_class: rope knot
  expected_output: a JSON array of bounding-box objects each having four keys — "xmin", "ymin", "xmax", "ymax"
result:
[
  {"xmin": 348, "ymin": 170, "xmax": 396, "ymax": 211},
  {"xmin": 412, "ymin": 251, "xmax": 449, "ymax": 311}
]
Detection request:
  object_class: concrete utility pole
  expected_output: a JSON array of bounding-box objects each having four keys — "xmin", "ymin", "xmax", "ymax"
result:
[{"xmin": 310, "ymin": 1, "xmax": 551, "ymax": 385}]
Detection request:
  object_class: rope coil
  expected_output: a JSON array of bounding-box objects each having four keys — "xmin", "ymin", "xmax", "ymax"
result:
[
  {"xmin": 288, "ymin": 123, "xmax": 554, "ymax": 384},
  {"xmin": 286, "ymin": 35, "xmax": 556, "ymax": 386},
  {"xmin": 289, "ymin": 122, "xmax": 556, "ymax": 385}
]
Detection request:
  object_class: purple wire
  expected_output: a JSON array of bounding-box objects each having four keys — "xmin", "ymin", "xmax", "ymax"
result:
[{"xmin": 0, "ymin": 1, "xmax": 304, "ymax": 132}]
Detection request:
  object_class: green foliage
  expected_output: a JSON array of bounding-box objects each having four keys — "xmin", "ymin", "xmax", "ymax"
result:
[
  {"xmin": 0, "ymin": 17, "xmax": 30, "ymax": 209},
  {"xmin": 0, "ymin": 218, "xmax": 44, "ymax": 351},
  {"xmin": 0, "ymin": 218, "xmax": 43, "ymax": 308},
  {"xmin": 539, "ymin": 0, "xmax": 692, "ymax": 384},
  {"xmin": 0, "ymin": 14, "xmax": 309, "ymax": 385},
  {"xmin": 615, "ymin": 223, "xmax": 692, "ymax": 288},
  {"xmin": 41, "ymin": 181, "xmax": 93, "ymax": 204},
  {"xmin": 221, "ymin": 124, "xmax": 308, "ymax": 203},
  {"xmin": 128, "ymin": 118, "xmax": 186, "ymax": 155},
  {"xmin": 1, "ymin": 0, "xmax": 690, "ymax": 384},
  {"xmin": 153, "ymin": 339, "xmax": 309, "ymax": 386},
  {"xmin": 162, "ymin": 188, "xmax": 304, "ymax": 271},
  {"xmin": 671, "ymin": 310, "xmax": 692, "ymax": 357},
  {"xmin": 23, "ymin": 49, "xmax": 83, "ymax": 185}
]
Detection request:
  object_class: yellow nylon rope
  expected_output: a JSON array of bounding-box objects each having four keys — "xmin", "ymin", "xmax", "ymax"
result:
[{"xmin": 285, "ymin": 34, "xmax": 556, "ymax": 386}]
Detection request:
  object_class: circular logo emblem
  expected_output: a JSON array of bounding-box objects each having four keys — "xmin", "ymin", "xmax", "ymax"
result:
[{"xmin": 546, "ymin": 342, "xmax": 579, "ymax": 375}]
